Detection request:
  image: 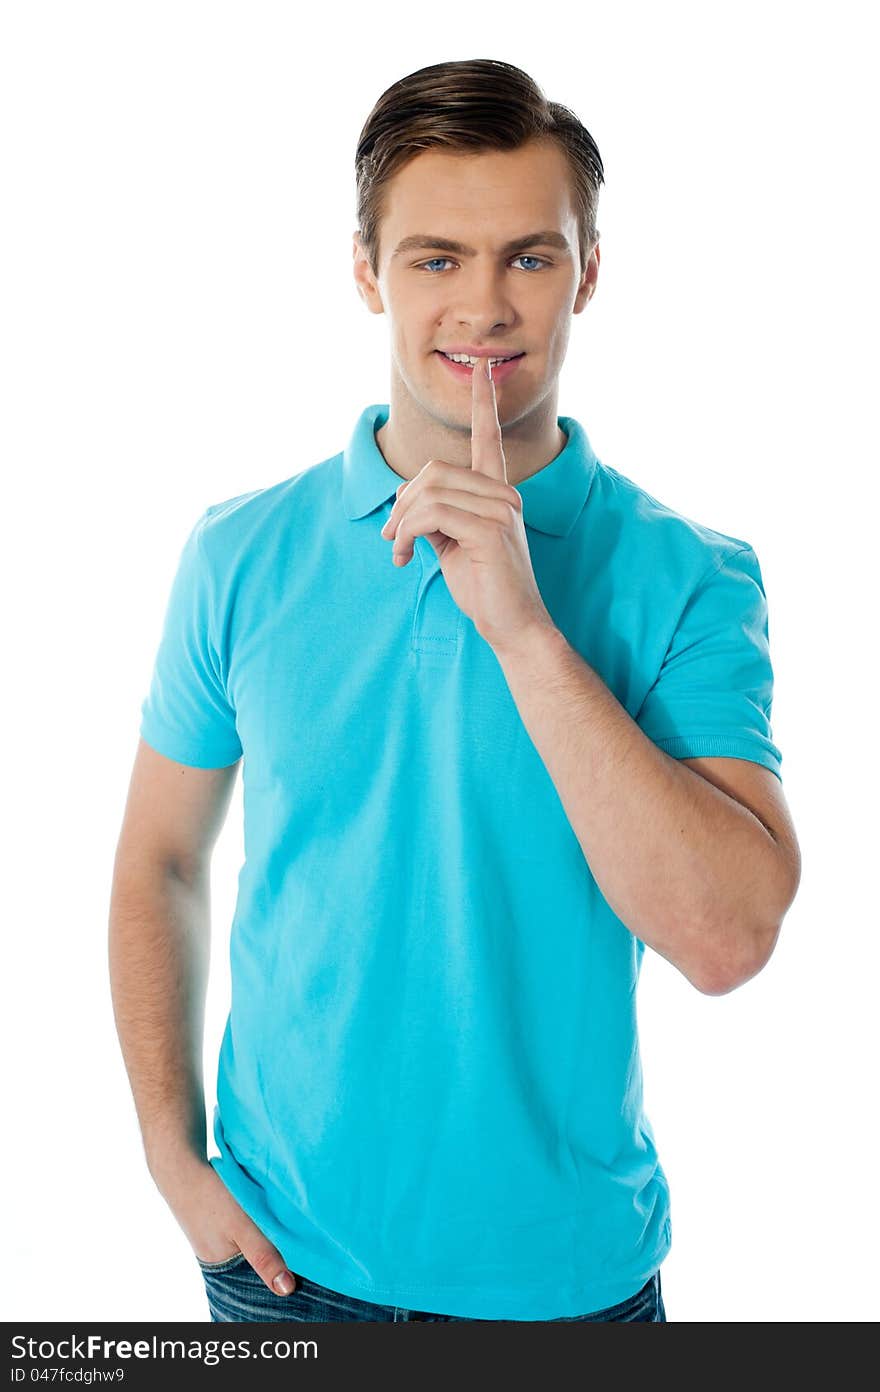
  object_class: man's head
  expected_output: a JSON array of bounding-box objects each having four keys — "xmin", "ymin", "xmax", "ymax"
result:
[{"xmin": 352, "ymin": 59, "xmax": 603, "ymax": 439}]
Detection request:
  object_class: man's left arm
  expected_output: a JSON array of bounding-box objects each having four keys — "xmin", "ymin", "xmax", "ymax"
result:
[
  {"xmin": 492, "ymin": 620, "xmax": 801, "ymax": 996},
  {"xmin": 379, "ymin": 357, "xmax": 800, "ymax": 994}
]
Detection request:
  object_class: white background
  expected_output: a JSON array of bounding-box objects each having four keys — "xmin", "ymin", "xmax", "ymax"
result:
[{"xmin": 3, "ymin": 0, "xmax": 876, "ymax": 1323}]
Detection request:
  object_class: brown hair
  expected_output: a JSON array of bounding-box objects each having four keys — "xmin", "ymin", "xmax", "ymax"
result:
[{"xmin": 355, "ymin": 58, "xmax": 605, "ymax": 280}]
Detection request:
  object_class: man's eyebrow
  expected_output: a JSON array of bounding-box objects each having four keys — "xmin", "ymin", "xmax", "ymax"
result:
[{"xmin": 391, "ymin": 231, "xmax": 572, "ymax": 258}]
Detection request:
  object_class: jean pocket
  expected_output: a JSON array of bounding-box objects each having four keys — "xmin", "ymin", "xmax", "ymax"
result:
[{"xmin": 196, "ymin": 1250, "xmax": 249, "ymax": 1273}]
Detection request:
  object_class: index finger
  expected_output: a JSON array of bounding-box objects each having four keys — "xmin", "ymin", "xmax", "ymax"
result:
[{"xmin": 471, "ymin": 356, "xmax": 507, "ymax": 482}]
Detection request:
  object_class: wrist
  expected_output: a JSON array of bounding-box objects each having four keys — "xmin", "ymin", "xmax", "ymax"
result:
[
  {"xmin": 492, "ymin": 614, "xmax": 566, "ymax": 668},
  {"xmin": 147, "ymin": 1139, "xmax": 210, "ymax": 1196}
]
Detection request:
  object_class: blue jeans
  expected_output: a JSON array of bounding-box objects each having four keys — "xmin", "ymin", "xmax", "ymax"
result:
[{"xmin": 197, "ymin": 1253, "xmax": 667, "ymax": 1322}]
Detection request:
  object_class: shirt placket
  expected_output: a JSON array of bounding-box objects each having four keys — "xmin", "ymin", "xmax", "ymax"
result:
[{"xmin": 410, "ymin": 535, "xmax": 462, "ymax": 660}]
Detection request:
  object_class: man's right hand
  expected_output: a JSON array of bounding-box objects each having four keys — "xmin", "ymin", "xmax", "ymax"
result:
[{"xmin": 154, "ymin": 1154, "xmax": 298, "ymax": 1296}]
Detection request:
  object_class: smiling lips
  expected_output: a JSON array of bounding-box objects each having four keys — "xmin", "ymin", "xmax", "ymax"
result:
[
  {"xmin": 436, "ymin": 350, "xmax": 526, "ymax": 382},
  {"xmin": 439, "ymin": 350, "xmax": 523, "ymax": 365}
]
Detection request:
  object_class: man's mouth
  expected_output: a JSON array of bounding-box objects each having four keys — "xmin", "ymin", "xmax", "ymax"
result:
[
  {"xmin": 435, "ymin": 350, "xmax": 526, "ymax": 381},
  {"xmin": 437, "ymin": 351, "xmax": 525, "ymax": 368}
]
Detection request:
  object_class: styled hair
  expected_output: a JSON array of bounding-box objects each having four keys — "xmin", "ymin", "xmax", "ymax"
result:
[{"xmin": 355, "ymin": 58, "xmax": 605, "ymax": 280}]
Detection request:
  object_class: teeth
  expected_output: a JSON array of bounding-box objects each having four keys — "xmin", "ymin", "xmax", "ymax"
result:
[{"xmin": 444, "ymin": 352, "xmax": 516, "ymax": 366}]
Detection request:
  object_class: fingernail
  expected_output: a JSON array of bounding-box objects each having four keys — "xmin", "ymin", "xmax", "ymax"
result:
[{"xmin": 273, "ymin": 1271, "xmax": 295, "ymax": 1295}]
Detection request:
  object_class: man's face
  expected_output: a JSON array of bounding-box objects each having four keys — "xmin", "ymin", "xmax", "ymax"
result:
[{"xmin": 353, "ymin": 138, "xmax": 598, "ymax": 432}]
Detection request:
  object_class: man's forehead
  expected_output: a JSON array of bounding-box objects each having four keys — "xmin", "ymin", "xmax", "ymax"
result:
[
  {"xmin": 388, "ymin": 142, "xmax": 568, "ymax": 199},
  {"xmin": 383, "ymin": 149, "xmax": 576, "ymax": 251}
]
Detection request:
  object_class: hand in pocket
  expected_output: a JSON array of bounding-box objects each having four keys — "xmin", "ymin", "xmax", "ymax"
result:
[{"xmin": 158, "ymin": 1155, "xmax": 299, "ymax": 1296}]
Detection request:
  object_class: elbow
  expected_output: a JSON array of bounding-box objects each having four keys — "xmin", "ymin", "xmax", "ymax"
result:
[
  {"xmin": 695, "ymin": 830, "xmax": 803, "ymax": 996},
  {"xmin": 691, "ymin": 918, "xmax": 785, "ymax": 997},
  {"xmin": 693, "ymin": 964, "xmax": 761, "ymax": 997}
]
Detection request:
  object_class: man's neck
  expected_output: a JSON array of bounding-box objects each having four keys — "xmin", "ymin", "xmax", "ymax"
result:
[{"xmin": 373, "ymin": 380, "xmax": 568, "ymax": 488}]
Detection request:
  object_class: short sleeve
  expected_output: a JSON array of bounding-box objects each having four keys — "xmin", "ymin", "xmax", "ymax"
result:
[
  {"xmin": 139, "ymin": 509, "xmax": 243, "ymax": 769},
  {"xmin": 635, "ymin": 544, "xmax": 783, "ymax": 781}
]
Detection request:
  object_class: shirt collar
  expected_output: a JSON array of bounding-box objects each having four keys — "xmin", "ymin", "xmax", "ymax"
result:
[{"xmin": 342, "ymin": 404, "xmax": 599, "ymax": 539}]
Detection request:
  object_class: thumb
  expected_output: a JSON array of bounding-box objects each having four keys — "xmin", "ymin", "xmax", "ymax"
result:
[{"xmin": 243, "ymin": 1234, "xmax": 298, "ymax": 1296}]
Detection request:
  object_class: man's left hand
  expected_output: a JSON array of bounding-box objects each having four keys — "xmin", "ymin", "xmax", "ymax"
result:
[{"xmin": 380, "ymin": 356, "xmax": 554, "ymax": 653}]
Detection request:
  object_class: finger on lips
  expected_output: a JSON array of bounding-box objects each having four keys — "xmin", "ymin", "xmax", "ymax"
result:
[
  {"xmin": 382, "ymin": 356, "xmax": 507, "ymax": 563},
  {"xmin": 471, "ymin": 354, "xmax": 507, "ymax": 482}
]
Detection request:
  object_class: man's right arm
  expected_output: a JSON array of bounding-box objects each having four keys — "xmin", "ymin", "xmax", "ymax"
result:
[
  {"xmin": 108, "ymin": 737, "xmax": 237, "ymax": 1189},
  {"xmin": 107, "ymin": 739, "xmax": 299, "ymax": 1295}
]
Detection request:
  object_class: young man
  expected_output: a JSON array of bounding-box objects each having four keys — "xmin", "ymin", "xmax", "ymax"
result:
[{"xmin": 110, "ymin": 60, "xmax": 801, "ymax": 1323}]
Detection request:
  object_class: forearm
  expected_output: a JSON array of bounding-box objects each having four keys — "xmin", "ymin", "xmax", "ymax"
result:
[
  {"xmin": 108, "ymin": 859, "xmax": 211, "ymax": 1189},
  {"xmin": 493, "ymin": 621, "xmax": 786, "ymax": 994}
]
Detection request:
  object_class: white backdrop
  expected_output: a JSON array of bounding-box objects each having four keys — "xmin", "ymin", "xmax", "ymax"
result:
[{"xmin": 3, "ymin": 0, "xmax": 876, "ymax": 1323}]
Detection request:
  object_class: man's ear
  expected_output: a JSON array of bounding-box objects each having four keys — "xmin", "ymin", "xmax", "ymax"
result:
[
  {"xmin": 573, "ymin": 238, "xmax": 600, "ymax": 314},
  {"xmin": 352, "ymin": 230, "xmax": 384, "ymax": 314}
]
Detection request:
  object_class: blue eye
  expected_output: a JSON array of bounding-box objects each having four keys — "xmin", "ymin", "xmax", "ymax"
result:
[{"xmin": 417, "ymin": 255, "xmax": 549, "ymax": 273}]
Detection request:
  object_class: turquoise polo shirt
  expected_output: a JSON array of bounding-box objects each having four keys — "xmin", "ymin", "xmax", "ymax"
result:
[{"xmin": 139, "ymin": 403, "xmax": 783, "ymax": 1320}]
